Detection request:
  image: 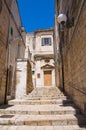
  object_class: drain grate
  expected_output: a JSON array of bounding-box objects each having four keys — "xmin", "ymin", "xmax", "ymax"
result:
[{"xmin": 0, "ymin": 115, "xmax": 14, "ymax": 118}]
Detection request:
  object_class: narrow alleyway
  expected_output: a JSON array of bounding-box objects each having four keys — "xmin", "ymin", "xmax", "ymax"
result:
[
  {"xmin": 0, "ymin": 0, "xmax": 86, "ymax": 129},
  {"xmin": 0, "ymin": 87, "xmax": 86, "ymax": 130}
]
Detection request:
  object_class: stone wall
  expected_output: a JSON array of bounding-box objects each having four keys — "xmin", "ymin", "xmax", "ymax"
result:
[
  {"xmin": 0, "ymin": 0, "xmax": 11, "ymax": 104},
  {"xmin": 16, "ymin": 59, "xmax": 33, "ymax": 99},
  {"xmin": 56, "ymin": 0, "xmax": 86, "ymax": 114},
  {"xmin": 25, "ymin": 33, "xmax": 35, "ymax": 87},
  {"xmin": 7, "ymin": 0, "xmax": 25, "ymax": 99},
  {"xmin": 27, "ymin": 61, "xmax": 34, "ymax": 94},
  {"xmin": 0, "ymin": 0, "xmax": 25, "ymax": 103},
  {"xmin": 53, "ymin": 15, "xmax": 60, "ymax": 87}
]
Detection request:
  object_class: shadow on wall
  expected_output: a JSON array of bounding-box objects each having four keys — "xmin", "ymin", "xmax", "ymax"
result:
[
  {"xmin": 26, "ymin": 60, "xmax": 34, "ymax": 94},
  {"xmin": 59, "ymin": 87, "xmax": 86, "ymax": 128}
]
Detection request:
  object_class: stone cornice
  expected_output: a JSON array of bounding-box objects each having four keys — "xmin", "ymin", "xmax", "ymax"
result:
[{"xmin": 34, "ymin": 54, "xmax": 54, "ymax": 61}]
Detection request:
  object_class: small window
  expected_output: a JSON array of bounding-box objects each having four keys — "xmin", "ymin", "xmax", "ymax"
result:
[
  {"xmin": 41, "ymin": 37, "xmax": 51, "ymax": 46},
  {"xmin": 37, "ymin": 73, "xmax": 40, "ymax": 78},
  {"xmin": 0, "ymin": 1, "xmax": 2, "ymax": 13},
  {"xmin": 10, "ymin": 27, "xmax": 13, "ymax": 36},
  {"xmin": 32, "ymin": 71, "xmax": 35, "ymax": 75}
]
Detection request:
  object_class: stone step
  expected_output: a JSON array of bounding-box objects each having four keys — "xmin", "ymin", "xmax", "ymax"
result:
[
  {"xmin": 24, "ymin": 95, "xmax": 68, "ymax": 100},
  {"xmin": 28, "ymin": 87, "xmax": 63, "ymax": 96},
  {"xmin": 0, "ymin": 105, "xmax": 80, "ymax": 115},
  {"xmin": 8, "ymin": 98, "xmax": 73, "ymax": 105},
  {"xmin": 0, "ymin": 87, "xmax": 86, "ymax": 129},
  {"xmin": 0, "ymin": 114, "xmax": 86, "ymax": 126},
  {"xmin": 0, "ymin": 125, "xmax": 86, "ymax": 130},
  {"xmin": 27, "ymin": 87, "xmax": 65, "ymax": 99},
  {"xmin": 27, "ymin": 94, "xmax": 64, "ymax": 98},
  {"xmin": 28, "ymin": 92, "xmax": 64, "ymax": 96},
  {"xmin": 29, "ymin": 94, "xmax": 64, "ymax": 97}
]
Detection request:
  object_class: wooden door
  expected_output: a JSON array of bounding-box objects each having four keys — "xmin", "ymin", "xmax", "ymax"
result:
[{"xmin": 44, "ymin": 71, "xmax": 52, "ymax": 86}]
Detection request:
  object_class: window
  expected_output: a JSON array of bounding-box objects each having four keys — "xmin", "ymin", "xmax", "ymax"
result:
[
  {"xmin": 0, "ymin": 1, "xmax": 2, "ymax": 13},
  {"xmin": 41, "ymin": 37, "xmax": 51, "ymax": 46},
  {"xmin": 37, "ymin": 73, "xmax": 40, "ymax": 78},
  {"xmin": 32, "ymin": 71, "xmax": 35, "ymax": 75},
  {"xmin": 10, "ymin": 27, "xmax": 13, "ymax": 36}
]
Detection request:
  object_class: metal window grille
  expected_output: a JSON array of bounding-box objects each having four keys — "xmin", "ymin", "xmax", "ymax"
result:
[{"xmin": 41, "ymin": 38, "xmax": 51, "ymax": 46}]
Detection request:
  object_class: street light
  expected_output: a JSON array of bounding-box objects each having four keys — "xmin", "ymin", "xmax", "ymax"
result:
[
  {"xmin": 57, "ymin": 14, "xmax": 67, "ymax": 32},
  {"xmin": 56, "ymin": 14, "xmax": 67, "ymax": 92},
  {"xmin": 57, "ymin": 14, "xmax": 67, "ymax": 24},
  {"xmin": 56, "ymin": 14, "xmax": 74, "ymax": 91},
  {"xmin": 57, "ymin": 13, "xmax": 74, "ymax": 31}
]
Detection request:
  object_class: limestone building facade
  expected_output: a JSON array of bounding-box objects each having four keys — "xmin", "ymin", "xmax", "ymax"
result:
[
  {"xmin": 15, "ymin": 31, "xmax": 33, "ymax": 99},
  {"xmin": 26, "ymin": 29, "xmax": 55, "ymax": 88},
  {"xmin": 54, "ymin": 0, "xmax": 86, "ymax": 115},
  {"xmin": 7, "ymin": 0, "xmax": 25, "ymax": 100},
  {"xmin": 0, "ymin": 0, "xmax": 25, "ymax": 104},
  {"xmin": 0, "ymin": 0, "xmax": 11, "ymax": 104}
]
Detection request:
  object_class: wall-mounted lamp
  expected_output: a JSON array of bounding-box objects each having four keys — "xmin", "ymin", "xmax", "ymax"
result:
[
  {"xmin": 57, "ymin": 13, "xmax": 74, "ymax": 31},
  {"xmin": 57, "ymin": 14, "xmax": 67, "ymax": 24},
  {"xmin": 57, "ymin": 14, "xmax": 67, "ymax": 31}
]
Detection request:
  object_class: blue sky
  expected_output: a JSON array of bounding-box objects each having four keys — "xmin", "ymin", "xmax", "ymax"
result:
[{"xmin": 17, "ymin": 0, "xmax": 55, "ymax": 32}]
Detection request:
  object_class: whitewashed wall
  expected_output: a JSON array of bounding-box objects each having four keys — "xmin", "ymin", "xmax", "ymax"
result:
[{"xmin": 16, "ymin": 60, "xmax": 27, "ymax": 99}]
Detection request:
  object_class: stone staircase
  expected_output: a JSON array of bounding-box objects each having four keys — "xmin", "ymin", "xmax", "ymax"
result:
[{"xmin": 0, "ymin": 87, "xmax": 86, "ymax": 130}]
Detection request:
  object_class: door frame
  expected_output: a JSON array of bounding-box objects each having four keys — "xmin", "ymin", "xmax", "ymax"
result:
[{"xmin": 43, "ymin": 69, "xmax": 52, "ymax": 87}]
